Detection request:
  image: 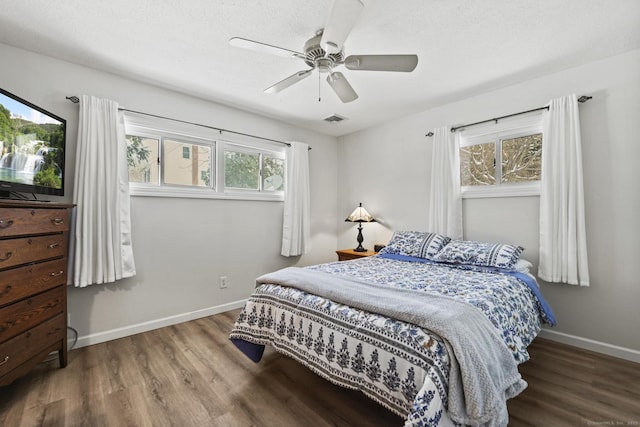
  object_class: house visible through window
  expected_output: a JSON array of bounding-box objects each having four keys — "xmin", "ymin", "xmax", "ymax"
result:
[
  {"xmin": 124, "ymin": 114, "xmax": 285, "ymax": 201},
  {"xmin": 459, "ymin": 115, "xmax": 542, "ymax": 198},
  {"xmin": 163, "ymin": 139, "xmax": 211, "ymax": 188}
]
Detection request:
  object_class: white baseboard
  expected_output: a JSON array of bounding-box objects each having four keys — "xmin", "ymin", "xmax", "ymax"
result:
[
  {"xmin": 70, "ymin": 304, "xmax": 640, "ymax": 365},
  {"xmin": 539, "ymin": 328, "xmax": 640, "ymax": 364},
  {"xmin": 71, "ymin": 299, "xmax": 247, "ymax": 349}
]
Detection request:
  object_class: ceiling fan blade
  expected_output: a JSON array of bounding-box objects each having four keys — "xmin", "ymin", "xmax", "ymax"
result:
[
  {"xmin": 344, "ymin": 54, "xmax": 419, "ymax": 72},
  {"xmin": 229, "ymin": 37, "xmax": 305, "ymax": 59},
  {"xmin": 326, "ymin": 72, "xmax": 358, "ymax": 103},
  {"xmin": 320, "ymin": 0, "xmax": 364, "ymax": 54},
  {"xmin": 264, "ymin": 70, "xmax": 313, "ymax": 94}
]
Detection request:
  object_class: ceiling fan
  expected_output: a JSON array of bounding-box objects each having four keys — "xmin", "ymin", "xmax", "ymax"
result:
[{"xmin": 229, "ymin": 0, "xmax": 418, "ymax": 103}]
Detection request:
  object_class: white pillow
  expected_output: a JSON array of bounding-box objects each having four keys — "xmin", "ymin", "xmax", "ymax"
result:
[{"xmin": 514, "ymin": 258, "xmax": 533, "ymax": 274}]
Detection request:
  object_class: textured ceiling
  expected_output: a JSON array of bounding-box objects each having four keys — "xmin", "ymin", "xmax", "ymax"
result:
[{"xmin": 1, "ymin": 0, "xmax": 639, "ymax": 136}]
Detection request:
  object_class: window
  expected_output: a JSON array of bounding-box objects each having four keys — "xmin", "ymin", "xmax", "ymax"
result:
[
  {"xmin": 459, "ymin": 116, "xmax": 542, "ymax": 198},
  {"xmin": 223, "ymin": 147, "xmax": 285, "ymax": 192},
  {"xmin": 124, "ymin": 114, "xmax": 285, "ymax": 201},
  {"xmin": 500, "ymin": 134, "xmax": 542, "ymax": 184},
  {"xmin": 126, "ymin": 136, "xmax": 158, "ymax": 184},
  {"xmin": 262, "ymin": 155, "xmax": 285, "ymax": 191},
  {"xmin": 460, "ymin": 142, "xmax": 496, "ymax": 186},
  {"xmin": 163, "ymin": 139, "xmax": 211, "ymax": 188},
  {"xmin": 224, "ymin": 148, "xmax": 259, "ymax": 190}
]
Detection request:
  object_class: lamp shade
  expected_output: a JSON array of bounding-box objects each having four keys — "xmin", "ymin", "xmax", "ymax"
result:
[{"xmin": 345, "ymin": 203, "xmax": 376, "ymax": 223}]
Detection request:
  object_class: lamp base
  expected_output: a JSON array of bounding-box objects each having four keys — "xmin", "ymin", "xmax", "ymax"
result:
[{"xmin": 353, "ymin": 223, "xmax": 367, "ymax": 252}]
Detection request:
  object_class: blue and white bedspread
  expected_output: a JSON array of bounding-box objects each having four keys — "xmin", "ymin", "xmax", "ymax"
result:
[{"xmin": 229, "ymin": 255, "xmax": 555, "ymax": 426}]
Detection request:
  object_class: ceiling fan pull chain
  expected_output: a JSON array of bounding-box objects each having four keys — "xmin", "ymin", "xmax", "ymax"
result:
[{"xmin": 318, "ymin": 71, "xmax": 322, "ymax": 102}]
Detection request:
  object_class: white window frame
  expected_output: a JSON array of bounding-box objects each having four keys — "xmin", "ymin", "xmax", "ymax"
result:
[
  {"xmin": 459, "ymin": 114, "xmax": 543, "ymax": 199},
  {"xmin": 124, "ymin": 112, "xmax": 285, "ymax": 201},
  {"xmin": 220, "ymin": 142, "xmax": 285, "ymax": 196}
]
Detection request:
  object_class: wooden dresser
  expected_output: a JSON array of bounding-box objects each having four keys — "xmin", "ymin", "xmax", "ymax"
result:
[{"xmin": 0, "ymin": 200, "xmax": 73, "ymax": 386}]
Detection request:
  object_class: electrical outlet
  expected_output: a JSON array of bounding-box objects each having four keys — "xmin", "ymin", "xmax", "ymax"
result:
[{"xmin": 219, "ymin": 276, "xmax": 228, "ymax": 289}]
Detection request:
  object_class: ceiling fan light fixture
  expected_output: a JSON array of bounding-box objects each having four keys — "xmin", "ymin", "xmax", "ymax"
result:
[{"xmin": 316, "ymin": 58, "xmax": 333, "ymax": 73}]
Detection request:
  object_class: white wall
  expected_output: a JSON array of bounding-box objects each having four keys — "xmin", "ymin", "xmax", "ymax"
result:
[
  {"xmin": 338, "ymin": 49, "xmax": 640, "ymax": 358},
  {"xmin": 0, "ymin": 42, "xmax": 339, "ymax": 346},
  {"xmin": 3, "ymin": 40, "xmax": 638, "ymax": 360}
]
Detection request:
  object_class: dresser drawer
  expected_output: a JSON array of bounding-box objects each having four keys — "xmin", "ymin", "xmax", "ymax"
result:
[
  {"xmin": 0, "ymin": 234, "xmax": 67, "ymax": 270},
  {"xmin": 0, "ymin": 259, "xmax": 67, "ymax": 308},
  {"xmin": 0, "ymin": 207, "xmax": 70, "ymax": 237},
  {"xmin": 0, "ymin": 285, "xmax": 65, "ymax": 343},
  {"xmin": 0, "ymin": 313, "xmax": 65, "ymax": 378}
]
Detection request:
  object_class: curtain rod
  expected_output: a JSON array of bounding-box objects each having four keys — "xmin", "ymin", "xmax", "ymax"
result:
[
  {"xmin": 424, "ymin": 95, "xmax": 593, "ymax": 137},
  {"xmin": 66, "ymin": 96, "xmax": 311, "ymax": 149}
]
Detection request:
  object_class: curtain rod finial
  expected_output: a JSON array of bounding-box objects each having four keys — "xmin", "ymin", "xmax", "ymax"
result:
[
  {"xmin": 66, "ymin": 96, "xmax": 80, "ymax": 104},
  {"xmin": 577, "ymin": 95, "xmax": 592, "ymax": 103},
  {"xmin": 425, "ymin": 131, "xmax": 434, "ymax": 137}
]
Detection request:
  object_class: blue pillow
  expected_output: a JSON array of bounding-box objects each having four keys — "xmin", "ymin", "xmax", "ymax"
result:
[
  {"xmin": 432, "ymin": 239, "xmax": 524, "ymax": 270},
  {"xmin": 379, "ymin": 231, "xmax": 451, "ymax": 260}
]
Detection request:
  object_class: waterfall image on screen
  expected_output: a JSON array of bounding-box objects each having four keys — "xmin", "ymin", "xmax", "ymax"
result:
[{"xmin": 0, "ymin": 89, "xmax": 66, "ymax": 196}]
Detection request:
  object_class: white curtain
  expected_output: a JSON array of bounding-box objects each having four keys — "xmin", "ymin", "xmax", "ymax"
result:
[
  {"xmin": 71, "ymin": 95, "xmax": 136, "ymax": 287},
  {"xmin": 539, "ymin": 94, "xmax": 589, "ymax": 286},
  {"xmin": 427, "ymin": 126, "xmax": 463, "ymax": 239},
  {"xmin": 281, "ymin": 141, "xmax": 310, "ymax": 256}
]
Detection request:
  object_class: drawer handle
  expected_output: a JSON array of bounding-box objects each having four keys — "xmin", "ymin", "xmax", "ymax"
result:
[
  {"xmin": 0, "ymin": 356, "xmax": 8, "ymax": 366},
  {"xmin": 51, "ymin": 218, "xmax": 65, "ymax": 225},
  {"xmin": 0, "ymin": 219, "xmax": 14, "ymax": 229},
  {"xmin": 48, "ymin": 243, "xmax": 60, "ymax": 249},
  {"xmin": 51, "ymin": 270, "xmax": 64, "ymax": 277},
  {"xmin": 0, "ymin": 252, "xmax": 12, "ymax": 262}
]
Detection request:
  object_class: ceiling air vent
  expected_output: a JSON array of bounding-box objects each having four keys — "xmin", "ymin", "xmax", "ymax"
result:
[{"xmin": 324, "ymin": 114, "xmax": 347, "ymax": 123}]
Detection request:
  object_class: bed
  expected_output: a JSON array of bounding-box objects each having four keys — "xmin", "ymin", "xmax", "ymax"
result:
[{"xmin": 229, "ymin": 232, "xmax": 556, "ymax": 426}]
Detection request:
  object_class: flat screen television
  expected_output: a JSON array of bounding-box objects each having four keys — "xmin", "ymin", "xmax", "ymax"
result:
[{"xmin": 0, "ymin": 88, "xmax": 66, "ymax": 199}]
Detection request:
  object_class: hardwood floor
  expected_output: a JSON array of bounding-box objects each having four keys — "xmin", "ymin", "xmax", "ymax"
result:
[
  {"xmin": 507, "ymin": 338, "xmax": 640, "ymax": 426},
  {"xmin": 1, "ymin": 309, "xmax": 638, "ymax": 426}
]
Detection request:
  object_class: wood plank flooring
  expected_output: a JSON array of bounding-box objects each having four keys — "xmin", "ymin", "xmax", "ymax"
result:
[{"xmin": 1, "ymin": 309, "xmax": 638, "ymax": 426}]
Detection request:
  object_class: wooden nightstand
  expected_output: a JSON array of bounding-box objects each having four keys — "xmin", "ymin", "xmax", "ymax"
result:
[{"xmin": 336, "ymin": 248, "xmax": 377, "ymax": 261}]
